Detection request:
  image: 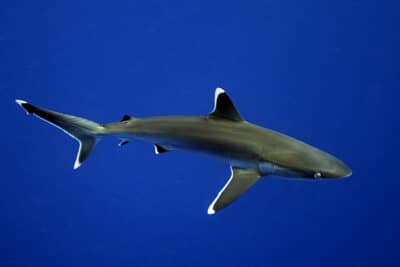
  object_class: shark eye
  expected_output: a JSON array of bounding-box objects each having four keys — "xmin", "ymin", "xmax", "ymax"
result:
[{"xmin": 314, "ymin": 172, "xmax": 322, "ymax": 178}]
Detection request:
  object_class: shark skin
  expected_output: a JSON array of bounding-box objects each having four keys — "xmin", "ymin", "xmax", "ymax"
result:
[{"xmin": 15, "ymin": 88, "xmax": 352, "ymax": 214}]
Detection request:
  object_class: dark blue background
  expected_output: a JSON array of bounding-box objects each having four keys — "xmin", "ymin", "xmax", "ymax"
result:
[{"xmin": 1, "ymin": 1, "xmax": 398, "ymax": 266}]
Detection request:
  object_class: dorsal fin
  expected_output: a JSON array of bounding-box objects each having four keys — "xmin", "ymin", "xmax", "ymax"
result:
[
  {"xmin": 120, "ymin": 114, "xmax": 132, "ymax": 122},
  {"xmin": 209, "ymin": 88, "xmax": 243, "ymax": 122}
]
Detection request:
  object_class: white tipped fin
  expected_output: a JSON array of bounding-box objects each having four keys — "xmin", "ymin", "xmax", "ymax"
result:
[
  {"xmin": 73, "ymin": 137, "xmax": 98, "ymax": 170},
  {"xmin": 212, "ymin": 88, "xmax": 225, "ymax": 113},
  {"xmin": 118, "ymin": 139, "xmax": 129, "ymax": 147},
  {"xmin": 15, "ymin": 99, "xmax": 103, "ymax": 169},
  {"xmin": 74, "ymin": 149, "xmax": 82, "ymax": 169},
  {"xmin": 15, "ymin": 99, "xmax": 28, "ymax": 105},
  {"xmin": 207, "ymin": 206, "xmax": 216, "ymax": 215},
  {"xmin": 15, "ymin": 99, "xmax": 31, "ymax": 115},
  {"xmin": 73, "ymin": 163, "xmax": 81, "ymax": 170},
  {"xmin": 207, "ymin": 167, "xmax": 261, "ymax": 215},
  {"xmin": 214, "ymin": 88, "xmax": 225, "ymax": 108},
  {"xmin": 209, "ymin": 88, "xmax": 243, "ymax": 122},
  {"xmin": 154, "ymin": 144, "xmax": 170, "ymax": 154}
]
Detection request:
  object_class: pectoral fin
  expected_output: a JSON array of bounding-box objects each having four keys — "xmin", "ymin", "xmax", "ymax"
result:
[{"xmin": 207, "ymin": 167, "xmax": 261, "ymax": 215}]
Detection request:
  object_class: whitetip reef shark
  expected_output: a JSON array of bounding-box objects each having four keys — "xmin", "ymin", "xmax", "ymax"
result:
[{"xmin": 16, "ymin": 88, "xmax": 351, "ymax": 214}]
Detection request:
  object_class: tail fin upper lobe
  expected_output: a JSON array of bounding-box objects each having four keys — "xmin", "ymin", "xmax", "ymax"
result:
[{"xmin": 16, "ymin": 99, "xmax": 104, "ymax": 169}]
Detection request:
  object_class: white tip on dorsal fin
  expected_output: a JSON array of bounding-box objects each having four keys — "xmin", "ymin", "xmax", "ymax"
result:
[
  {"xmin": 209, "ymin": 88, "xmax": 243, "ymax": 122},
  {"xmin": 212, "ymin": 88, "xmax": 225, "ymax": 113},
  {"xmin": 214, "ymin": 87, "xmax": 225, "ymax": 102}
]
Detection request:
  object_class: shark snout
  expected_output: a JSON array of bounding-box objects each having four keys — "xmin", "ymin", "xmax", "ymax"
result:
[
  {"xmin": 317, "ymin": 158, "xmax": 352, "ymax": 179},
  {"xmin": 335, "ymin": 162, "xmax": 352, "ymax": 178}
]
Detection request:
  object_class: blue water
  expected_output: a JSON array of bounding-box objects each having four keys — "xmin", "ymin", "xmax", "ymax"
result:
[{"xmin": 1, "ymin": 1, "xmax": 398, "ymax": 266}]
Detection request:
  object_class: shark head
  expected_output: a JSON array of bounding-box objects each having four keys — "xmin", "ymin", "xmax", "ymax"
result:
[
  {"xmin": 312, "ymin": 157, "xmax": 352, "ymax": 179},
  {"xmin": 259, "ymin": 143, "xmax": 352, "ymax": 180}
]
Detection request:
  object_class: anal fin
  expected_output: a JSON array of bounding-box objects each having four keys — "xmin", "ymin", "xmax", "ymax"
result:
[
  {"xmin": 208, "ymin": 167, "xmax": 261, "ymax": 215},
  {"xmin": 118, "ymin": 139, "xmax": 129, "ymax": 146}
]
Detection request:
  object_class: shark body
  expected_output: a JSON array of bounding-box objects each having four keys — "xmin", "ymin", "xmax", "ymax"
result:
[{"xmin": 16, "ymin": 88, "xmax": 351, "ymax": 214}]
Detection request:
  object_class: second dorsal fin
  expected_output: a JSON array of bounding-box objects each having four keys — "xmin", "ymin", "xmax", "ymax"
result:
[
  {"xmin": 120, "ymin": 115, "xmax": 132, "ymax": 122},
  {"xmin": 209, "ymin": 88, "xmax": 243, "ymax": 122}
]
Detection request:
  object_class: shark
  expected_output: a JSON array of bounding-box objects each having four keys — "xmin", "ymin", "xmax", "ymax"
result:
[{"xmin": 15, "ymin": 88, "xmax": 351, "ymax": 214}]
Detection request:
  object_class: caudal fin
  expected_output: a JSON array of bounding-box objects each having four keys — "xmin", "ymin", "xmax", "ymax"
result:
[{"xmin": 15, "ymin": 99, "xmax": 105, "ymax": 169}]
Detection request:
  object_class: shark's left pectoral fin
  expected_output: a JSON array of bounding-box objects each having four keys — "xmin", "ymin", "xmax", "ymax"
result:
[{"xmin": 208, "ymin": 167, "xmax": 261, "ymax": 215}]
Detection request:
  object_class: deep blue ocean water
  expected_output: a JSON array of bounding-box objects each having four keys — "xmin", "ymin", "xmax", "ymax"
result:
[{"xmin": 1, "ymin": 1, "xmax": 398, "ymax": 266}]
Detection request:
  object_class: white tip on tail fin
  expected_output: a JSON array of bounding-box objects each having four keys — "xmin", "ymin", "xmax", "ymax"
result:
[
  {"xmin": 15, "ymin": 99, "xmax": 28, "ymax": 105},
  {"xmin": 74, "ymin": 153, "xmax": 82, "ymax": 170},
  {"xmin": 73, "ymin": 137, "xmax": 98, "ymax": 170},
  {"xmin": 15, "ymin": 99, "xmax": 104, "ymax": 169},
  {"xmin": 15, "ymin": 99, "xmax": 30, "ymax": 114}
]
